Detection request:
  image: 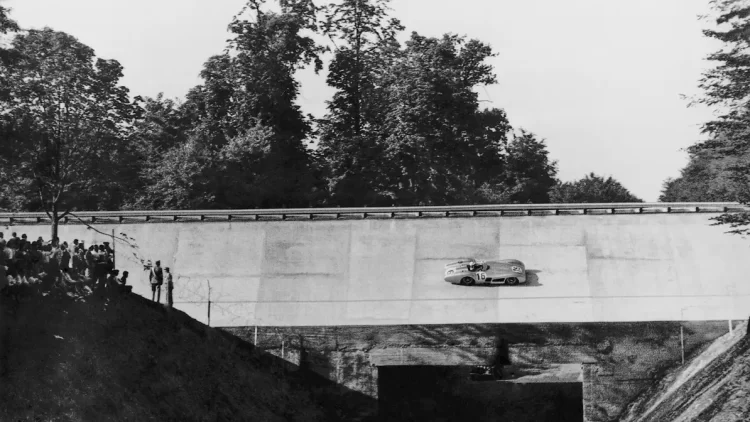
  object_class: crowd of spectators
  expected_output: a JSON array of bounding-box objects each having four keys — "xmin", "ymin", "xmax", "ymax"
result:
[{"xmin": 0, "ymin": 231, "xmax": 131, "ymax": 300}]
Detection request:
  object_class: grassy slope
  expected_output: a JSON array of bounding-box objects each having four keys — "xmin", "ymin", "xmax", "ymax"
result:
[
  {"xmin": 0, "ymin": 292, "xmax": 335, "ymax": 422},
  {"xmin": 619, "ymin": 321, "xmax": 750, "ymax": 422}
]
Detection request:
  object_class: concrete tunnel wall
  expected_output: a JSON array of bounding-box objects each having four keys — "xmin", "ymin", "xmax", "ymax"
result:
[{"xmin": 7, "ymin": 212, "xmax": 750, "ymax": 327}]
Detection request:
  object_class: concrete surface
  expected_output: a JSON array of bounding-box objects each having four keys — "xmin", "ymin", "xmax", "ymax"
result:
[{"xmin": 7, "ymin": 212, "xmax": 750, "ymax": 326}]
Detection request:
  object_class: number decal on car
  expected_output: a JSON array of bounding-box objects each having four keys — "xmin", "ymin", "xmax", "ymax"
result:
[
  {"xmin": 511, "ymin": 266, "xmax": 522, "ymax": 273},
  {"xmin": 476, "ymin": 272, "xmax": 487, "ymax": 280}
]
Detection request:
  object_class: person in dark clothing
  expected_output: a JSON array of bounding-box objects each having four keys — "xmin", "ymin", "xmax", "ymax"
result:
[
  {"xmin": 7, "ymin": 233, "xmax": 19, "ymax": 250},
  {"xmin": 0, "ymin": 233, "xmax": 5, "ymax": 249},
  {"xmin": 165, "ymin": 267, "xmax": 174, "ymax": 308},
  {"xmin": 149, "ymin": 260, "xmax": 164, "ymax": 302}
]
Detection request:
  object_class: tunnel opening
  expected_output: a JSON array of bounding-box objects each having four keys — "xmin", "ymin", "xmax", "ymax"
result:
[{"xmin": 377, "ymin": 365, "xmax": 583, "ymax": 422}]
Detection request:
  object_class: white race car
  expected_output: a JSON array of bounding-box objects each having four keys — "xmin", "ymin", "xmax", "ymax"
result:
[{"xmin": 444, "ymin": 258, "xmax": 527, "ymax": 286}]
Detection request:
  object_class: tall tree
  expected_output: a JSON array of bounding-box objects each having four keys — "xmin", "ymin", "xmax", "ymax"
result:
[
  {"xmin": 551, "ymin": 172, "xmax": 642, "ymax": 203},
  {"xmin": 376, "ymin": 33, "xmax": 509, "ymax": 205},
  {"xmin": 0, "ymin": 28, "xmax": 139, "ymax": 238},
  {"xmin": 678, "ymin": 1, "xmax": 750, "ymax": 233},
  {"xmin": 317, "ymin": 0, "xmax": 404, "ymax": 205},
  {"xmin": 498, "ymin": 130, "xmax": 558, "ymax": 203},
  {"xmin": 132, "ymin": 0, "xmax": 326, "ymax": 209}
]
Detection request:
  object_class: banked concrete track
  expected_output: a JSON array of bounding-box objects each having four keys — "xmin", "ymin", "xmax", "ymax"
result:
[{"xmin": 4, "ymin": 203, "xmax": 750, "ymax": 327}]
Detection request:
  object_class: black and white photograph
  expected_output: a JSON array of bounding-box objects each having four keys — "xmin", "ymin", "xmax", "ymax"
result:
[{"xmin": 1, "ymin": 0, "xmax": 749, "ymax": 420}]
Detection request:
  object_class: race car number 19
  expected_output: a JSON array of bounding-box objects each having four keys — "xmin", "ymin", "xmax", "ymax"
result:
[{"xmin": 476, "ymin": 272, "xmax": 487, "ymax": 280}]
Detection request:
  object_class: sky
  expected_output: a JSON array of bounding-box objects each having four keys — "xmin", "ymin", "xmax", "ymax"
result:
[{"xmin": 2, "ymin": 0, "xmax": 722, "ymax": 202}]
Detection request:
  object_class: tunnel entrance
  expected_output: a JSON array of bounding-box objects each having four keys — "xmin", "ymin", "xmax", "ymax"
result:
[{"xmin": 377, "ymin": 365, "xmax": 583, "ymax": 422}]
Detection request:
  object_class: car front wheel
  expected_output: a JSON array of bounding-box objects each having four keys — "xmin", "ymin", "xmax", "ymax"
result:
[{"xmin": 460, "ymin": 277, "xmax": 475, "ymax": 286}]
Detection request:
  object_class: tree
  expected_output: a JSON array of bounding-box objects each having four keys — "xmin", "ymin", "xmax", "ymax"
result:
[
  {"xmin": 676, "ymin": 1, "xmax": 750, "ymax": 233},
  {"xmin": 131, "ymin": 0, "xmax": 326, "ymax": 209},
  {"xmin": 0, "ymin": 28, "xmax": 139, "ymax": 238},
  {"xmin": 376, "ymin": 33, "xmax": 509, "ymax": 205},
  {"xmin": 317, "ymin": 0, "xmax": 404, "ymax": 205},
  {"xmin": 659, "ymin": 148, "xmax": 750, "ymax": 202},
  {"xmin": 497, "ymin": 130, "xmax": 558, "ymax": 203},
  {"xmin": 551, "ymin": 172, "xmax": 642, "ymax": 203}
]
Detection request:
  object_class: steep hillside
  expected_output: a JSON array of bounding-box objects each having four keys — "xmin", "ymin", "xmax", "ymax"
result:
[
  {"xmin": 0, "ymin": 292, "xmax": 343, "ymax": 422},
  {"xmin": 619, "ymin": 321, "xmax": 750, "ymax": 422}
]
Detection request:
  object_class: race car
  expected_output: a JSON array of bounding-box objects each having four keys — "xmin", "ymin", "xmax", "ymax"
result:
[{"xmin": 444, "ymin": 258, "xmax": 526, "ymax": 286}]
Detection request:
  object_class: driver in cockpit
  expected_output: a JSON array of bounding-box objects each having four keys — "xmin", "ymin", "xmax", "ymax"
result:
[{"xmin": 467, "ymin": 260, "xmax": 482, "ymax": 272}]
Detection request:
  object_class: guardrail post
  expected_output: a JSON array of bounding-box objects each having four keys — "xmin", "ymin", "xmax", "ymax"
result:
[
  {"xmin": 666, "ymin": 207, "xmax": 672, "ymax": 213},
  {"xmin": 199, "ymin": 215, "xmax": 205, "ymax": 221},
  {"xmin": 173, "ymin": 215, "xmax": 178, "ymax": 221},
  {"xmin": 8, "ymin": 217, "xmax": 12, "ymax": 225},
  {"xmin": 227, "ymin": 215, "xmax": 233, "ymax": 221},
  {"xmin": 695, "ymin": 207, "xmax": 700, "ymax": 213},
  {"xmin": 526, "ymin": 210, "xmax": 531, "ymax": 216},
  {"xmin": 118, "ymin": 216, "xmax": 124, "ymax": 223},
  {"xmin": 472, "ymin": 210, "xmax": 477, "ymax": 217},
  {"xmin": 145, "ymin": 215, "xmax": 150, "ymax": 222},
  {"xmin": 554, "ymin": 209, "xmax": 559, "ymax": 215},
  {"xmin": 638, "ymin": 207, "xmax": 643, "ymax": 213},
  {"xmin": 36, "ymin": 217, "xmax": 42, "ymax": 223},
  {"xmin": 417, "ymin": 211, "xmax": 422, "ymax": 217},
  {"xmin": 610, "ymin": 208, "xmax": 615, "ymax": 214},
  {"xmin": 583, "ymin": 209, "xmax": 587, "ymax": 215}
]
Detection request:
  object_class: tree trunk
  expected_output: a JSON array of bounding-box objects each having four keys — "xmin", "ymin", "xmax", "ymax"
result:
[{"xmin": 51, "ymin": 204, "xmax": 58, "ymax": 242}]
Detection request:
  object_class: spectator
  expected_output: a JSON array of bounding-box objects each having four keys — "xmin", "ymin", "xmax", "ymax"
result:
[
  {"xmin": 7, "ymin": 233, "xmax": 19, "ymax": 250},
  {"xmin": 119, "ymin": 270, "xmax": 129, "ymax": 285},
  {"xmin": 60, "ymin": 244, "xmax": 71, "ymax": 275},
  {"xmin": 105, "ymin": 270, "xmax": 119, "ymax": 293},
  {"xmin": 165, "ymin": 267, "xmax": 174, "ymax": 308},
  {"xmin": 19, "ymin": 234, "xmax": 28, "ymax": 251},
  {"xmin": 149, "ymin": 260, "xmax": 163, "ymax": 303},
  {"xmin": 0, "ymin": 233, "xmax": 5, "ymax": 249}
]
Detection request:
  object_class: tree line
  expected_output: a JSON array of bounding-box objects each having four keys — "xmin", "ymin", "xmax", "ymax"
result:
[{"xmin": 0, "ymin": 1, "xmax": 641, "ymax": 237}]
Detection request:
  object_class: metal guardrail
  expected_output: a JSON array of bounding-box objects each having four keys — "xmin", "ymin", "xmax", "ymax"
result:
[{"xmin": 0, "ymin": 202, "xmax": 747, "ymax": 225}]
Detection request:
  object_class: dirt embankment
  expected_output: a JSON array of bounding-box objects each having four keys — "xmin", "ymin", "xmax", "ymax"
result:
[
  {"xmin": 0, "ymin": 292, "xmax": 345, "ymax": 422},
  {"xmin": 619, "ymin": 321, "xmax": 750, "ymax": 422}
]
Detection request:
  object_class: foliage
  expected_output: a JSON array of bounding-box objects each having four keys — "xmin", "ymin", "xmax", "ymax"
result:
[
  {"xmin": 669, "ymin": 0, "xmax": 750, "ymax": 232},
  {"xmin": 0, "ymin": 28, "xmax": 139, "ymax": 237},
  {"xmin": 551, "ymin": 172, "xmax": 642, "ymax": 203},
  {"xmin": 131, "ymin": 0, "xmax": 326, "ymax": 209}
]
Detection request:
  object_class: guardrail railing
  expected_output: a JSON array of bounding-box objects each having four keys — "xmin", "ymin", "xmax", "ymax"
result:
[{"xmin": 0, "ymin": 202, "xmax": 747, "ymax": 225}]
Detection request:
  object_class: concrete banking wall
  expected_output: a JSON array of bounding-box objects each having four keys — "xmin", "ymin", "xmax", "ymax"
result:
[{"xmin": 7, "ymin": 212, "xmax": 750, "ymax": 327}]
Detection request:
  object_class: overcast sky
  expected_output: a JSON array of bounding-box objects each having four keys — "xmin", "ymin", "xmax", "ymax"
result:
[{"xmin": 3, "ymin": 0, "xmax": 721, "ymax": 202}]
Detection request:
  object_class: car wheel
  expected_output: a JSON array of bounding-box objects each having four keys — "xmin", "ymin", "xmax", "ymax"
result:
[
  {"xmin": 460, "ymin": 277, "xmax": 474, "ymax": 286},
  {"xmin": 506, "ymin": 277, "xmax": 519, "ymax": 286}
]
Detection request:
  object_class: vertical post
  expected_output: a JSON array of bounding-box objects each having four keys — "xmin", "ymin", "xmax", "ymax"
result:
[
  {"xmin": 255, "ymin": 326, "xmax": 258, "ymax": 345},
  {"xmin": 729, "ymin": 320, "xmax": 733, "ymax": 334},
  {"xmin": 680, "ymin": 325, "xmax": 685, "ymax": 365},
  {"xmin": 111, "ymin": 229, "xmax": 116, "ymax": 268},
  {"xmin": 207, "ymin": 279, "xmax": 212, "ymax": 327}
]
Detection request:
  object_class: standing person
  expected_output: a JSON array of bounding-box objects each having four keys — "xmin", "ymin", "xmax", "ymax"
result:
[
  {"xmin": 149, "ymin": 260, "xmax": 163, "ymax": 302},
  {"xmin": 7, "ymin": 233, "xmax": 19, "ymax": 250},
  {"xmin": 0, "ymin": 233, "xmax": 5, "ymax": 249},
  {"xmin": 165, "ymin": 267, "xmax": 174, "ymax": 308}
]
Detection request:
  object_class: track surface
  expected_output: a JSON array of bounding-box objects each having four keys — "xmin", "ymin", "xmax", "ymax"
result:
[{"xmin": 9, "ymin": 213, "xmax": 750, "ymax": 326}]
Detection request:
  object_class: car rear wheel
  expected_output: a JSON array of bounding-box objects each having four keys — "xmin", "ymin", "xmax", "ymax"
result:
[
  {"xmin": 460, "ymin": 277, "xmax": 475, "ymax": 286},
  {"xmin": 506, "ymin": 277, "xmax": 519, "ymax": 286}
]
